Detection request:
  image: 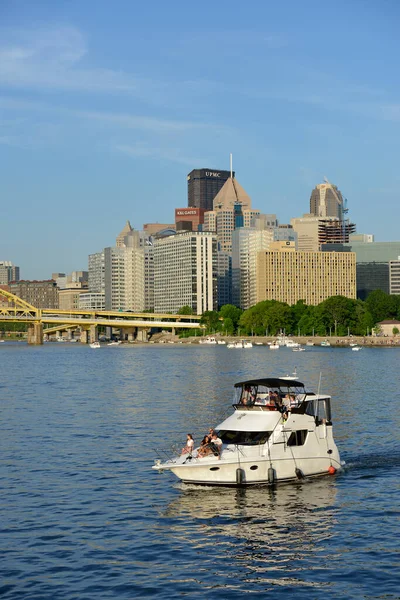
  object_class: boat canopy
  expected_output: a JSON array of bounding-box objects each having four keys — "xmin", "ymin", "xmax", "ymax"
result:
[{"xmin": 234, "ymin": 378, "xmax": 305, "ymax": 389}]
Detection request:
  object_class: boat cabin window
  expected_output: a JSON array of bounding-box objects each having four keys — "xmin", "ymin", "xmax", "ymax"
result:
[
  {"xmin": 219, "ymin": 430, "xmax": 272, "ymax": 445},
  {"xmin": 305, "ymin": 398, "xmax": 332, "ymax": 422},
  {"xmin": 287, "ymin": 430, "xmax": 308, "ymax": 446}
]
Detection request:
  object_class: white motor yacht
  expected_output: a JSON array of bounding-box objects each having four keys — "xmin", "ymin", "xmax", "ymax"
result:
[
  {"xmin": 107, "ymin": 341, "xmax": 122, "ymax": 346},
  {"xmin": 269, "ymin": 343, "xmax": 279, "ymax": 350},
  {"xmin": 199, "ymin": 337, "xmax": 217, "ymax": 345},
  {"xmin": 89, "ymin": 341, "xmax": 101, "ymax": 349},
  {"xmin": 153, "ymin": 377, "xmax": 342, "ymax": 486}
]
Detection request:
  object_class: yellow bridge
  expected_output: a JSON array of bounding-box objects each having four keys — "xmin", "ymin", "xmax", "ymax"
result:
[{"xmin": 0, "ymin": 289, "xmax": 203, "ymax": 344}]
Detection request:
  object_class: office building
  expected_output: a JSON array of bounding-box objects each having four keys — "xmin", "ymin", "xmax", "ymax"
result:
[
  {"xmin": 310, "ymin": 181, "xmax": 345, "ymax": 219},
  {"xmin": 116, "ymin": 221, "xmax": 133, "ymax": 247},
  {"xmin": 389, "ymin": 260, "xmax": 400, "ymax": 295},
  {"xmin": 256, "ymin": 251, "xmax": 356, "ymax": 306},
  {"xmin": 89, "ymin": 252, "xmax": 105, "ymax": 294},
  {"xmin": 78, "ymin": 293, "xmax": 105, "ymax": 310},
  {"xmin": 59, "ymin": 288, "xmax": 88, "ymax": 311},
  {"xmin": 104, "ymin": 247, "xmax": 126, "ymax": 311},
  {"xmin": 217, "ymin": 251, "xmax": 232, "ymax": 307},
  {"xmin": 0, "ymin": 261, "xmax": 20, "ymax": 285},
  {"xmin": 322, "ymin": 241, "xmax": 400, "ymax": 299},
  {"xmin": 9, "ymin": 280, "xmax": 59, "ymax": 308},
  {"xmin": 175, "ymin": 208, "xmax": 205, "ymax": 231},
  {"xmin": 350, "ymin": 233, "xmax": 374, "ymax": 243},
  {"xmin": 154, "ymin": 231, "xmax": 217, "ymax": 314},
  {"xmin": 291, "ymin": 215, "xmax": 356, "ymax": 250},
  {"xmin": 188, "ymin": 168, "xmax": 233, "ymax": 212},
  {"xmin": 203, "ymin": 175, "xmax": 259, "ymax": 254},
  {"xmin": 231, "ymin": 226, "xmax": 297, "ymax": 309}
]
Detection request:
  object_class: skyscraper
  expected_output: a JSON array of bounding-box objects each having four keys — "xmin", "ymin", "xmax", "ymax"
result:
[
  {"xmin": 187, "ymin": 168, "xmax": 233, "ymax": 211},
  {"xmin": 310, "ymin": 182, "xmax": 345, "ymax": 219},
  {"xmin": 153, "ymin": 231, "xmax": 217, "ymax": 314},
  {"xmin": 0, "ymin": 261, "xmax": 20, "ymax": 285}
]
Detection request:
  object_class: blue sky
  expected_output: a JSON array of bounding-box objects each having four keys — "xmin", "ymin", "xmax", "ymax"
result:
[{"xmin": 1, "ymin": 0, "xmax": 400, "ymax": 279}]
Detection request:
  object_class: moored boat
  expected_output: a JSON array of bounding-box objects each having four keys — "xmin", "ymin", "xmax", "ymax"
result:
[{"xmin": 153, "ymin": 376, "xmax": 342, "ymax": 486}]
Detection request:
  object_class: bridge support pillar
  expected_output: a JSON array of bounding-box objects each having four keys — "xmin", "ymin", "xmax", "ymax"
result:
[
  {"xmin": 28, "ymin": 322, "xmax": 43, "ymax": 345},
  {"xmin": 80, "ymin": 330, "xmax": 88, "ymax": 344},
  {"xmin": 89, "ymin": 325, "xmax": 98, "ymax": 344},
  {"xmin": 172, "ymin": 327, "xmax": 175, "ymax": 336},
  {"xmin": 136, "ymin": 328, "xmax": 149, "ymax": 342}
]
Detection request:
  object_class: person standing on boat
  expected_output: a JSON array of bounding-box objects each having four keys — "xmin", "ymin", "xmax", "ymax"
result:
[{"xmin": 181, "ymin": 434, "xmax": 194, "ymax": 455}]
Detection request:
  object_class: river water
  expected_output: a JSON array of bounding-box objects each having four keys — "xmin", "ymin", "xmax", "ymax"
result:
[{"xmin": 0, "ymin": 342, "xmax": 399, "ymax": 599}]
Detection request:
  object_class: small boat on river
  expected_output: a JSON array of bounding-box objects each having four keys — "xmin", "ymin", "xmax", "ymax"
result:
[
  {"xmin": 153, "ymin": 376, "xmax": 342, "ymax": 486},
  {"xmin": 89, "ymin": 341, "xmax": 101, "ymax": 349}
]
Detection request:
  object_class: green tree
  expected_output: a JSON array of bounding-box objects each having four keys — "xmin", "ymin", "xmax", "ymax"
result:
[
  {"xmin": 365, "ymin": 289, "xmax": 398, "ymax": 324},
  {"xmin": 218, "ymin": 304, "xmax": 242, "ymax": 331},
  {"xmin": 177, "ymin": 305, "xmax": 193, "ymax": 315},
  {"xmin": 393, "ymin": 327, "xmax": 399, "ymax": 336},
  {"xmin": 290, "ymin": 300, "xmax": 308, "ymax": 334},
  {"xmin": 200, "ymin": 310, "xmax": 221, "ymax": 333},
  {"xmin": 222, "ymin": 317, "xmax": 235, "ymax": 335},
  {"xmin": 316, "ymin": 296, "xmax": 358, "ymax": 336},
  {"xmin": 263, "ymin": 301, "xmax": 292, "ymax": 336}
]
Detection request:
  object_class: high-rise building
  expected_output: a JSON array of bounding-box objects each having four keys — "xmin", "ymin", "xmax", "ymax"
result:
[
  {"xmin": 175, "ymin": 208, "xmax": 205, "ymax": 231},
  {"xmin": 0, "ymin": 261, "xmax": 20, "ymax": 285},
  {"xmin": 154, "ymin": 231, "xmax": 217, "ymax": 314},
  {"xmin": 188, "ymin": 168, "xmax": 233, "ymax": 211},
  {"xmin": 9, "ymin": 280, "xmax": 59, "ymax": 308},
  {"xmin": 116, "ymin": 220, "xmax": 133, "ymax": 247},
  {"xmin": 217, "ymin": 251, "xmax": 232, "ymax": 307},
  {"xmin": 104, "ymin": 247, "xmax": 126, "ymax": 311},
  {"xmin": 291, "ymin": 215, "xmax": 356, "ymax": 250},
  {"xmin": 256, "ymin": 250, "xmax": 356, "ymax": 306},
  {"xmin": 310, "ymin": 182, "xmax": 345, "ymax": 219},
  {"xmin": 203, "ymin": 176, "xmax": 258, "ymax": 254},
  {"xmin": 322, "ymin": 241, "xmax": 400, "ymax": 299},
  {"xmin": 389, "ymin": 260, "xmax": 400, "ymax": 295},
  {"xmin": 232, "ymin": 226, "xmax": 297, "ymax": 309},
  {"xmin": 88, "ymin": 252, "xmax": 105, "ymax": 294}
]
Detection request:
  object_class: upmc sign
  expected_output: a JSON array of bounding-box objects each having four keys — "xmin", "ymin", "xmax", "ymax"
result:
[{"xmin": 205, "ymin": 171, "xmax": 221, "ymax": 177}]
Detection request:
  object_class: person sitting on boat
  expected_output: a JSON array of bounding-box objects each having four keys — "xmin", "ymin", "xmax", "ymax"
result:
[
  {"xmin": 197, "ymin": 435, "xmax": 212, "ymax": 458},
  {"xmin": 242, "ymin": 385, "xmax": 256, "ymax": 405},
  {"xmin": 289, "ymin": 394, "xmax": 298, "ymax": 409},
  {"xmin": 210, "ymin": 433, "xmax": 223, "ymax": 457},
  {"xmin": 181, "ymin": 433, "xmax": 194, "ymax": 455},
  {"xmin": 267, "ymin": 391, "xmax": 278, "ymax": 409}
]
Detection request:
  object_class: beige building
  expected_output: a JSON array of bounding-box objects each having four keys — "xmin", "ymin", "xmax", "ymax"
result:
[
  {"xmin": 116, "ymin": 221, "xmax": 133, "ymax": 247},
  {"xmin": 203, "ymin": 176, "xmax": 260, "ymax": 254},
  {"xmin": 291, "ymin": 215, "xmax": 355, "ymax": 250},
  {"xmin": 59, "ymin": 288, "xmax": 88, "ymax": 311},
  {"xmin": 375, "ymin": 320, "xmax": 400, "ymax": 336},
  {"xmin": 256, "ymin": 250, "xmax": 356, "ymax": 306}
]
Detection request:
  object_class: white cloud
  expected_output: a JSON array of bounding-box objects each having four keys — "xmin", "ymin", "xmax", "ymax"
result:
[{"xmin": 0, "ymin": 25, "xmax": 142, "ymax": 93}]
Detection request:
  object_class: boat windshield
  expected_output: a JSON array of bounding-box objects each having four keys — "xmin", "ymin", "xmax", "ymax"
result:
[
  {"xmin": 233, "ymin": 380, "xmax": 307, "ymax": 407},
  {"xmin": 219, "ymin": 430, "xmax": 272, "ymax": 445}
]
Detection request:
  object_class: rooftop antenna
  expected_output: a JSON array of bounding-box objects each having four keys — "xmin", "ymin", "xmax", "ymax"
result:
[{"xmin": 230, "ymin": 153, "xmax": 233, "ymax": 178}]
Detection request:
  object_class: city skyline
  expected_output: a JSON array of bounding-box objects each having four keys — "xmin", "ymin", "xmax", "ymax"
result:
[{"xmin": 1, "ymin": 1, "xmax": 400, "ymax": 279}]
